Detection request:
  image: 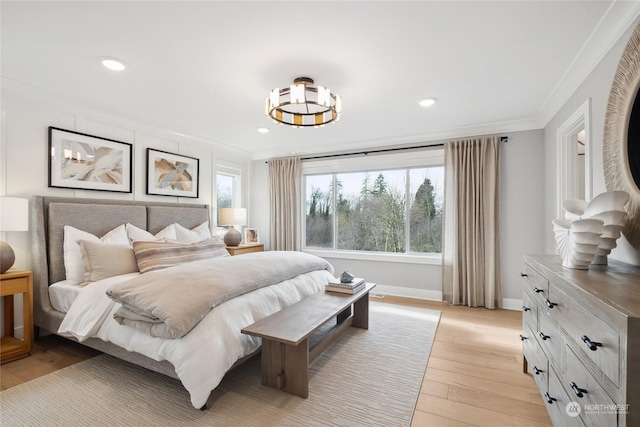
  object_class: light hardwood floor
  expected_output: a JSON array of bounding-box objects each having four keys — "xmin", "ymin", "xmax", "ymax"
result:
[{"xmin": 1, "ymin": 297, "xmax": 551, "ymax": 426}]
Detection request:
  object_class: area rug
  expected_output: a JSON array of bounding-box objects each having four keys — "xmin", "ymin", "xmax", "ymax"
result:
[{"xmin": 0, "ymin": 303, "xmax": 439, "ymax": 427}]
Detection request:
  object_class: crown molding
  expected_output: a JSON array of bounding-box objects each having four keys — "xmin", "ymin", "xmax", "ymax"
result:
[{"xmin": 537, "ymin": 1, "xmax": 640, "ymax": 127}]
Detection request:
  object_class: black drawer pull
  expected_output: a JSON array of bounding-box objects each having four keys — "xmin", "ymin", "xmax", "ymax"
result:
[
  {"xmin": 539, "ymin": 332, "xmax": 549, "ymax": 341},
  {"xmin": 533, "ymin": 366, "xmax": 543, "ymax": 375},
  {"xmin": 520, "ymin": 273, "xmax": 528, "ymax": 277},
  {"xmin": 544, "ymin": 392, "xmax": 556, "ymax": 404},
  {"xmin": 570, "ymin": 382, "xmax": 587, "ymax": 398},
  {"xmin": 581, "ymin": 335, "xmax": 602, "ymax": 351},
  {"xmin": 522, "ymin": 306, "xmax": 531, "ymax": 312},
  {"xmin": 533, "ymin": 287, "xmax": 543, "ymax": 293},
  {"xmin": 545, "ymin": 299, "xmax": 556, "ymax": 309},
  {"xmin": 520, "ymin": 334, "xmax": 528, "ymax": 341}
]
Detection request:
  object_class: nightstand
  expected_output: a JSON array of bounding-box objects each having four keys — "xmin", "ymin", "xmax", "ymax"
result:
[
  {"xmin": 1, "ymin": 270, "xmax": 33, "ymax": 364},
  {"xmin": 226, "ymin": 243, "xmax": 264, "ymax": 256}
]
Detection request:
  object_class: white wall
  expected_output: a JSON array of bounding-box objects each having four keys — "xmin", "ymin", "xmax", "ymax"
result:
[
  {"xmin": 251, "ymin": 129, "xmax": 546, "ymax": 307},
  {"xmin": 0, "ymin": 80, "xmax": 253, "ymax": 336},
  {"xmin": 544, "ymin": 18, "xmax": 640, "ymax": 266}
]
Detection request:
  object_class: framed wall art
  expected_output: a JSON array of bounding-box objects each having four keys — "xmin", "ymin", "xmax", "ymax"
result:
[
  {"xmin": 48, "ymin": 127, "xmax": 132, "ymax": 193},
  {"xmin": 146, "ymin": 148, "xmax": 199, "ymax": 198}
]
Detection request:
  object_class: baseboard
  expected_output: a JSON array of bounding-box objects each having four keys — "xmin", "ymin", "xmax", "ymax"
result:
[
  {"xmin": 501, "ymin": 298, "xmax": 523, "ymax": 311},
  {"xmin": 372, "ymin": 285, "xmax": 523, "ymax": 311},
  {"xmin": 371, "ymin": 284, "xmax": 443, "ymax": 301}
]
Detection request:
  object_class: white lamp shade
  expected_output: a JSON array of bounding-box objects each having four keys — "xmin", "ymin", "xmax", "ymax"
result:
[
  {"xmin": 0, "ymin": 197, "xmax": 29, "ymax": 231},
  {"xmin": 219, "ymin": 208, "xmax": 247, "ymax": 226}
]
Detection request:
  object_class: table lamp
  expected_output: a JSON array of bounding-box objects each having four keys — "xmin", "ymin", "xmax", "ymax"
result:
[
  {"xmin": 0, "ymin": 197, "xmax": 29, "ymax": 274},
  {"xmin": 218, "ymin": 208, "xmax": 247, "ymax": 246}
]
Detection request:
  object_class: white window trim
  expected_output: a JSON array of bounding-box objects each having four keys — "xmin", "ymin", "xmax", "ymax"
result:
[
  {"xmin": 216, "ymin": 164, "xmax": 243, "ymax": 208},
  {"xmin": 304, "ymin": 249, "xmax": 442, "ymax": 265}
]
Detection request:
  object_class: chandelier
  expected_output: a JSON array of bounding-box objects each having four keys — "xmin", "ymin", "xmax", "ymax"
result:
[{"xmin": 266, "ymin": 77, "xmax": 342, "ymax": 127}]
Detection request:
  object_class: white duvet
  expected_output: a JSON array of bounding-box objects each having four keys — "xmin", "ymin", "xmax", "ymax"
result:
[{"xmin": 58, "ymin": 268, "xmax": 335, "ymax": 408}]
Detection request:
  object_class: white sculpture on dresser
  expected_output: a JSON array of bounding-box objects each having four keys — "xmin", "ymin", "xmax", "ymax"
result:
[
  {"xmin": 552, "ymin": 218, "xmax": 604, "ymax": 269},
  {"xmin": 554, "ymin": 191, "xmax": 630, "ymax": 268}
]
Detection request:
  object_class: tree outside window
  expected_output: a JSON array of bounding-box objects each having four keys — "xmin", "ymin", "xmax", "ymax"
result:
[{"xmin": 304, "ymin": 166, "xmax": 443, "ymax": 254}]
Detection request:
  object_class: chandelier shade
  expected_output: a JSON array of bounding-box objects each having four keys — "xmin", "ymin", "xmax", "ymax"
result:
[{"xmin": 266, "ymin": 77, "xmax": 342, "ymax": 127}]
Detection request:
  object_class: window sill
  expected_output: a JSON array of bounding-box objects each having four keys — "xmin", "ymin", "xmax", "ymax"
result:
[{"xmin": 303, "ymin": 249, "xmax": 442, "ymax": 265}]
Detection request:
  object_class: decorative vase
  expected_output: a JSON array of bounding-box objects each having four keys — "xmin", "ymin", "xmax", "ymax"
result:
[
  {"xmin": 552, "ymin": 218, "xmax": 603, "ymax": 269},
  {"xmin": 555, "ymin": 191, "xmax": 629, "ymax": 267}
]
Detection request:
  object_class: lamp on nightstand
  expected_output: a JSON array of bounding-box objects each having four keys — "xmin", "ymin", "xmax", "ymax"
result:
[
  {"xmin": 219, "ymin": 208, "xmax": 247, "ymax": 246},
  {"xmin": 0, "ymin": 197, "xmax": 29, "ymax": 274}
]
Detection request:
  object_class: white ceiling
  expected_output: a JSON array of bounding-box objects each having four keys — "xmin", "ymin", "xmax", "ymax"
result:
[{"xmin": 2, "ymin": 1, "xmax": 639, "ymax": 159}]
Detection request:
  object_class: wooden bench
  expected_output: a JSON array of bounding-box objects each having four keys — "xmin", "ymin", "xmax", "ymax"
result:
[{"xmin": 241, "ymin": 282, "xmax": 376, "ymax": 398}]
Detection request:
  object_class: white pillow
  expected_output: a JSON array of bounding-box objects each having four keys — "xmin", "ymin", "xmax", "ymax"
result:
[
  {"xmin": 174, "ymin": 221, "xmax": 212, "ymax": 243},
  {"xmin": 125, "ymin": 223, "xmax": 177, "ymax": 242},
  {"xmin": 63, "ymin": 224, "xmax": 130, "ymax": 284}
]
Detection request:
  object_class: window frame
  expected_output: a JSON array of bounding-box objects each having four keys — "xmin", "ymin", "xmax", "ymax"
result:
[
  {"xmin": 301, "ymin": 149, "xmax": 444, "ymax": 264},
  {"xmin": 216, "ymin": 164, "xmax": 243, "ymax": 225}
]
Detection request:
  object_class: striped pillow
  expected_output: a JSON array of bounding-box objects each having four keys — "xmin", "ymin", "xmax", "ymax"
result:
[{"xmin": 132, "ymin": 237, "xmax": 228, "ymax": 273}]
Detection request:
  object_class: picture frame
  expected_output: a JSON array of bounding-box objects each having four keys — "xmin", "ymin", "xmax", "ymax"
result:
[
  {"xmin": 146, "ymin": 148, "xmax": 199, "ymax": 198},
  {"xmin": 48, "ymin": 126, "xmax": 132, "ymax": 193},
  {"xmin": 244, "ymin": 228, "xmax": 260, "ymax": 244}
]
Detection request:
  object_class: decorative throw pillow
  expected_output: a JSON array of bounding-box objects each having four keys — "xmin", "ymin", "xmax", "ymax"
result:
[
  {"xmin": 63, "ymin": 224, "xmax": 130, "ymax": 284},
  {"xmin": 174, "ymin": 221, "xmax": 212, "ymax": 243},
  {"xmin": 132, "ymin": 238, "xmax": 228, "ymax": 273},
  {"xmin": 125, "ymin": 223, "xmax": 177, "ymax": 242},
  {"xmin": 79, "ymin": 240, "xmax": 139, "ymax": 282}
]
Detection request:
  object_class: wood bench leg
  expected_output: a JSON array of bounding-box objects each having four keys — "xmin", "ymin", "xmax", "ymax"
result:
[
  {"xmin": 261, "ymin": 338, "xmax": 310, "ymax": 398},
  {"xmin": 352, "ymin": 292, "xmax": 370, "ymax": 329},
  {"xmin": 261, "ymin": 339, "xmax": 285, "ymax": 390},
  {"xmin": 283, "ymin": 337, "xmax": 309, "ymax": 398}
]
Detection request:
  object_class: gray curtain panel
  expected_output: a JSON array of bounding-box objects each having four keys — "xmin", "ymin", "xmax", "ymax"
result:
[
  {"xmin": 268, "ymin": 157, "xmax": 301, "ymax": 251},
  {"xmin": 442, "ymin": 136, "xmax": 502, "ymax": 309}
]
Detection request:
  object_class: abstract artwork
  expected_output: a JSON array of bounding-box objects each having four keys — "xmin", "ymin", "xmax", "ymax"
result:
[
  {"xmin": 48, "ymin": 127, "xmax": 132, "ymax": 193},
  {"xmin": 146, "ymin": 148, "xmax": 199, "ymax": 198}
]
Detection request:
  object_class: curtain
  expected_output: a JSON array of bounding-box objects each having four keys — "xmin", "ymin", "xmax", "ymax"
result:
[
  {"xmin": 268, "ymin": 157, "xmax": 301, "ymax": 251},
  {"xmin": 442, "ymin": 136, "xmax": 502, "ymax": 309}
]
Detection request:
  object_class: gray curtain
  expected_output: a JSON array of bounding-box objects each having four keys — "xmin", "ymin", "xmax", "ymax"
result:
[
  {"xmin": 268, "ymin": 157, "xmax": 301, "ymax": 251},
  {"xmin": 442, "ymin": 136, "xmax": 502, "ymax": 309}
]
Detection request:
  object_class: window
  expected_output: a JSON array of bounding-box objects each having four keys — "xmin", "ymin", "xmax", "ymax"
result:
[
  {"xmin": 216, "ymin": 165, "xmax": 242, "ymax": 227},
  {"xmin": 304, "ymin": 164, "xmax": 444, "ymax": 255}
]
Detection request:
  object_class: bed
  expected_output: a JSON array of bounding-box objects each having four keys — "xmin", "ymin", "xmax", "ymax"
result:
[{"xmin": 30, "ymin": 196, "xmax": 335, "ymax": 409}]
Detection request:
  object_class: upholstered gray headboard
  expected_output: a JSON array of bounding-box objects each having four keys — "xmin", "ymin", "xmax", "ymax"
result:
[{"xmin": 30, "ymin": 196, "xmax": 210, "ymax": 332}]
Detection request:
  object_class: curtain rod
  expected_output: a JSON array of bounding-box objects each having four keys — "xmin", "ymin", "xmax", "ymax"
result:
[
  {"xmin": 298, "ymin": 135, "xmax": 509, "ymax": 161},
  {"xmin": 264, "ymin": 136, "xmax": 508, "ymax": 163}
]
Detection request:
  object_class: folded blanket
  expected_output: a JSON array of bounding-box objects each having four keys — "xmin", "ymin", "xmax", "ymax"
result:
[{"xmin": 106, "ymin": 251, "xmax": 333, "ymax": 338}]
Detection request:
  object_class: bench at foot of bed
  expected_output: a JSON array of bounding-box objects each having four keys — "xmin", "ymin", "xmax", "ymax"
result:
[{"xmin": 241, "ymin": 282, "xmax": 375, "ymax": 398}]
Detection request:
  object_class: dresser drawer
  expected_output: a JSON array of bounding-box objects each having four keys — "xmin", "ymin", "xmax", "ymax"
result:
[
  {"xmin": 547, "ymin": 366, "xmax": 586, "ymax": 427},
  {"xmin": 522, "ymin": 291, "xmax": 538, "ymax": 332},
  {"xmin": 523, "ymin": 322, "xmax": 548, "ymax": 393},
  {"xmin": 523, "ymin": 265, "xmax": 549, "ymax": 299},
  {"xmin": 550, "ymin": 284, "xmax": 620, "ymax": 387},
  {"xmin": 564, "ymin": 345, "xmax": 617, "ymax": 427},
  {"xmin": 538, "ymin": 312, "xmax": 563, "ymax": 368}
]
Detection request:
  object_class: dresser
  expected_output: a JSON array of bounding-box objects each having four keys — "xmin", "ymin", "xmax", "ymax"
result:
[{"xmin": 521, "ymin": 255, "xmax": 640, "ymax": 427}]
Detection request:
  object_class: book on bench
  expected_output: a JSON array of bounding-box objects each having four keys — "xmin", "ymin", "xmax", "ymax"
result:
[{"xmin": 325, "ymin": 278, "xmax": 366, "ymax": 294}]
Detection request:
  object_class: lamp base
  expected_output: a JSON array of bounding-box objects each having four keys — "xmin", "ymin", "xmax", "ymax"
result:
[
  {"xmin": 223, "ymin": 228, "xmax": 242, "ymax": 246},
  {"xmin": 0, "ymin": 240, "xmax": 16, "ymax": 274}
]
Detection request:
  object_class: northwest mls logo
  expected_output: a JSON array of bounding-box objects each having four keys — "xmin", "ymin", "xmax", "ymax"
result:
[{"xmin": 566, "ymin": 401, "xmax": 581, "ymax": 417}]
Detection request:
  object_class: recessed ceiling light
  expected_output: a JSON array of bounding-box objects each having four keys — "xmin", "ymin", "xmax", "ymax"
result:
[
  {"xmin": 101, "ymin": 57, "xmax": 126, "ymax": 71},
  {"xmin": 419, "ymin": 98, "xmax": 437, "ymax": 107},
  {"xmin": 257, "ymin": 127, "xmax": 269, "ymax": 133}
]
